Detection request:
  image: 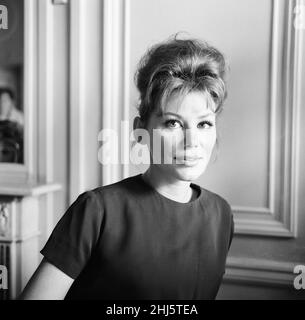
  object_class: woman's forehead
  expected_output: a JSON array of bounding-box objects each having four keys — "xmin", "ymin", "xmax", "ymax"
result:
[{"xmin": 161, "ymin": 91, "xmax": 216, "ymax": 116}]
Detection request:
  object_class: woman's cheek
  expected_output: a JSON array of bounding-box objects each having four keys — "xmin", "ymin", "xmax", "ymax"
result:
[
  {"xmin": 148, "ymin": 130, "xmax": 174, "ymax": 164},
  {"xmin": 206, "ymin": 134, "xmax": 217, "ymax": 161},
  {"xmin": 201, "ymin": 130, "xmax": 216, "ymax": 149},
  {"xmin": 163, "ymin": 132, "xmax": 184, "ymax": 160}
]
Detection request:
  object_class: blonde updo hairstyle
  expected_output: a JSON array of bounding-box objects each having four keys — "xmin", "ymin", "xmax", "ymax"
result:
[{"xmin": 134, "ymin": 35, "xmax": 228, "ymax": 128}]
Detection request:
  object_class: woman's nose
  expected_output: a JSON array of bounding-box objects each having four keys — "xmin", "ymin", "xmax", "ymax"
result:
[{"xmin": 184, "ymin": 128, "xmax": 199, "ymax": 148}]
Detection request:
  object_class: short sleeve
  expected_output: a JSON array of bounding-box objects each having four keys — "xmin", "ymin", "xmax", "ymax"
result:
[{"xmin": 40, "ymin": 191, "xmax": 103, "ymax": 279}]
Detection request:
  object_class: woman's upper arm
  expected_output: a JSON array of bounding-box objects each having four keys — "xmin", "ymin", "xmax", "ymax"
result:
[{"xmin": 18, "ymin": 258, "xmax": 74, "ymax": 300}]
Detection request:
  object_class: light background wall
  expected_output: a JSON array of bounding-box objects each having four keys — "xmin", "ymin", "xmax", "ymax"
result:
[
  {"xmin": 128, "ymin": 0, "xmax": 272, "ymax": 208},
  {"xmin": 52, "ymin": 3, "xmax": 69, "ymax": 225},
  {"xmin": 46, "ymin": 0, "xmax": 305, "ymax": 299},
  {"xmin": 46, "ymin": 0, "xmax": 103, "ymax": 225},
  {"xmin": 124, "ymin": 0, "xmax": 305, "ymax": 299}
]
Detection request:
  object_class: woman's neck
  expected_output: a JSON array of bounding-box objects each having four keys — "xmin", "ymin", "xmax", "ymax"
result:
[{"xmin": 142, "ymin": 166, "xmax": 194, "ymax": 203}]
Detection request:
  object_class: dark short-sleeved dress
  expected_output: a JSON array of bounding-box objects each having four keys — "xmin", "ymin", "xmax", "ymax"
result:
[{"xmin": 40, "ymin": 174, "xmax": 234, "ymax": 300}]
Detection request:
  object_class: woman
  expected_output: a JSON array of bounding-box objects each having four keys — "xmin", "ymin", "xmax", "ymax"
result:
[{"xmin": 20, "ymin": 36, "xmax": 234, "ymax": 300}]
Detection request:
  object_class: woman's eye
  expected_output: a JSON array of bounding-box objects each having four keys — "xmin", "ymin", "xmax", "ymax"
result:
[
  {"xmin": 198, "ymin": 121, "xmax": 214, "ymax": 129},
  {"xmin": 165, "ymin": 120, "xmax": 182, "ymax": 129}
]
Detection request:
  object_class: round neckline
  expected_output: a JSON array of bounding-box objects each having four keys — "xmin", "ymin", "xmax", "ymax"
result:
[{"xmin": 136, "ymin": 173, "xmax": 204, "ymax": 207}]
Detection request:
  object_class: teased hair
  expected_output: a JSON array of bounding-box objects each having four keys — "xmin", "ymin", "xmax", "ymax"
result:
[{"xmin": 135, "ymin": 34, "xmax": 228, "ymax": 126}]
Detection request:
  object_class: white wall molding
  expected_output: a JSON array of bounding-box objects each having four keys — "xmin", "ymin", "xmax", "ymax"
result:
[
  {"xmin": 37, "ymin": 0, "xmax": 56, "ymax": 239},
  {"xmin": 289, "ymin": 0, "xmax": 303, "ymax": 241},
  {"xmin": 232, "ymin": 206, "xmax": 272, "ymax": 214},
  {"xmin": 37, "ymin": 0, "xmax": 54, "ymax": 184},
  {"xmin": 233, "ymin": 0, "xmax": 303, "ymax": 237},
  {"xmin": 69, "ymin": 0, "xmax": 103, "ymax": 200},
  {"xmin": 100, "ymin": 0, "xmax": 303, "ymax": 238},
  {"xmin": 24, "ymin": 0, "xmax": 38, "ymax": 183},
  {"xmin": 234, "ymin": 216, "xmax": 295, "ymax": 237},
  {"xmin": 101, "ymin": 0, "xmax": 130, "ymax": 186},
  {"xmin": 69, "ymin": 0, "xmax": 86, "ymax": 202},
  {"xmin": 224, "ymin": 256, "xmax": 299, "ymax": 288}
]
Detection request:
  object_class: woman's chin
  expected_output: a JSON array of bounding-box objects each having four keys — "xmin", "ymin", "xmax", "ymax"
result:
[{"xmin": 174, "ymin": 165, "xmax": 207, "ymax": 181}]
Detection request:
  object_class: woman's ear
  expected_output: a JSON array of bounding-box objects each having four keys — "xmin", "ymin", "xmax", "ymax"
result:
[{"xmin": 133, "ymin": 116, "xmax": 145, "ymax": 143}]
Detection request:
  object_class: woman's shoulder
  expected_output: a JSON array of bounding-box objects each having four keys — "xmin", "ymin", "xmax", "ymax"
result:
[
  {"xmin": 65, "ymin": 176, "xmax": 139, "ymax": 219},
  {"xmin": 199, "ymin": 186, "xmax": 232, "ymax": 214},
  {"xmin": 81, "ymin": 174, "xmax": 142, "ymax": 203},
  {"xmin": 198, "ymin": 187, "xmax": 234, "ymax": 236}
]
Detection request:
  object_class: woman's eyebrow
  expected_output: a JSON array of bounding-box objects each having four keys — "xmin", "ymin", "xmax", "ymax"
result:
[{"xmin": 161, "ymin": 112, "xmax": 214, "ymax": 119}]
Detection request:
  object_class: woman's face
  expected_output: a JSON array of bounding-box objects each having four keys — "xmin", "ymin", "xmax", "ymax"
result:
[{"xmin": 145, "ymin": 91, "xmax": 217, "ymax": 182}]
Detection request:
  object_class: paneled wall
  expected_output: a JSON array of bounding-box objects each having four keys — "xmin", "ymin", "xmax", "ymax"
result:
[
  {"xmin": 42, "ymin": 0, "xmax": 305, "ymax": 299},
  {"xmin": 51, "ymin": 1, "xmax": 69, "ymax": 226},
  {"xmin": 102, "ymin": 0, "xmax": 305, "ymax": 299},
  {"xmin": 39, "ymin": 0, "xmax": 103, "ymax": 227}
]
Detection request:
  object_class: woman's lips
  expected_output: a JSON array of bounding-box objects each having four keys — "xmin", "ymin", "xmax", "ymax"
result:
[
  {"xmin": 174, "ymin": 155, "xmax": 203, "ymax": 161},
  {"xmin": 174, "ymin": 156, "xmax": 203, "ymax": 166}
]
